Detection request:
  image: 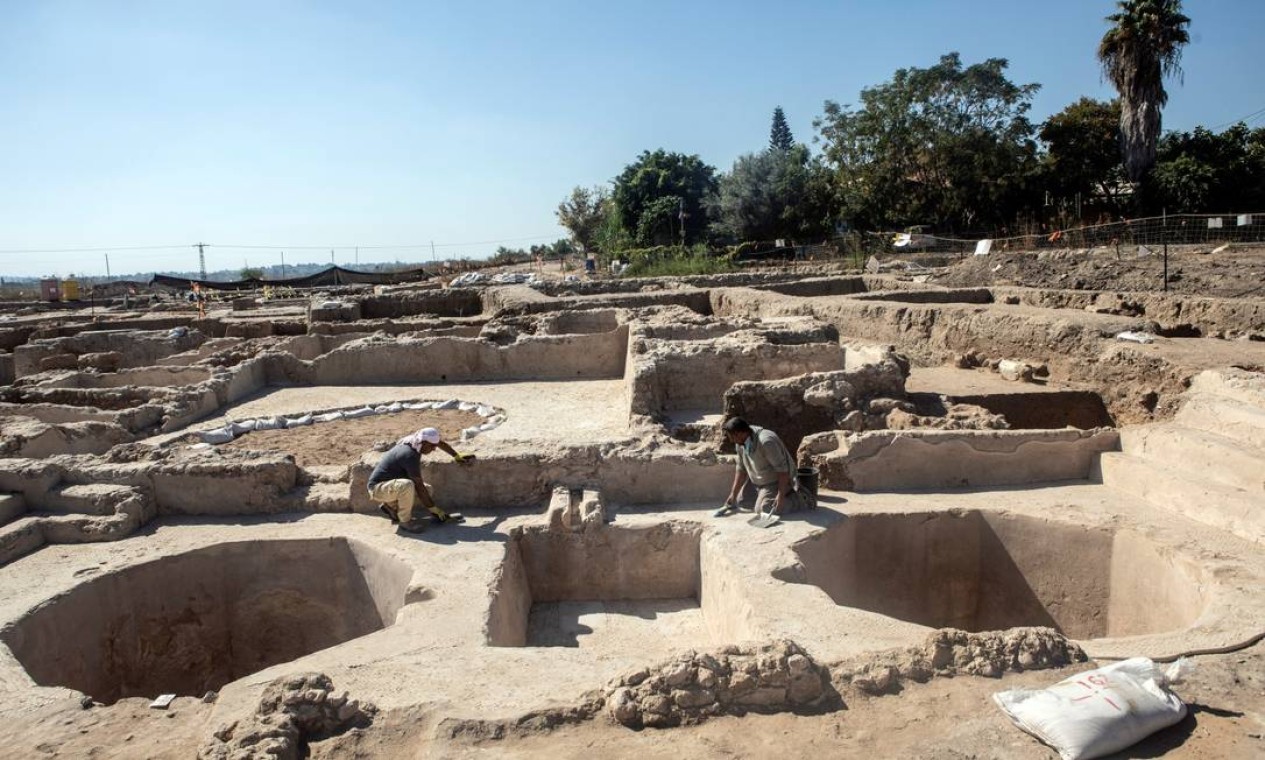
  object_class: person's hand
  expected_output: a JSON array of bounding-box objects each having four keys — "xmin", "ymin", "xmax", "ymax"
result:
[
  {"xmin": 774, "ymin": 491, "xmax": 785, "ymax": 515},
  {"xmin": 454, "ymin": 452, "xmax": 476, "ymax": 465}
]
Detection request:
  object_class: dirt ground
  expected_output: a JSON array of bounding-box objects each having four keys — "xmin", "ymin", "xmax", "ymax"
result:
[
  {"xmin": 5, "ymin": 640, "xmax": 1260, "ymax": 759},
  {"xmin": 933, "ymin": 245, "xmax": 1265, "ymax": 297},
  {"xmin": 210, "ymin": 409, "xmax": 483, "ymax": 467}
]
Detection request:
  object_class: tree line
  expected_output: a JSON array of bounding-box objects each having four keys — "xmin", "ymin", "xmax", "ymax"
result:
[{"xmin": 556, "ymin": 1, "xmax": 1261, "ymax": 257}]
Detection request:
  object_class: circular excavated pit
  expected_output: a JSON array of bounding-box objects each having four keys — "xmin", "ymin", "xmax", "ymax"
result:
[
  {"xmin": 215, "ymin": 407, "xmax": 483, "ymax": 466},
  {"xmin": 485, "ymin": 523, "xmax": 718, "ymax": 652},
  {"xmin": 783, "ymin": 510, "xmax": 1207, "ymax": 640},
  {"xmin": 1, "ymin": 538, "xmax": 412, "ymax": 703}
]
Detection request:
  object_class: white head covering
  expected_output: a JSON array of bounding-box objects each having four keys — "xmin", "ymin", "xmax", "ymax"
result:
[{"xmin": 399, "ymin": 427, "xmax": 442, "ymax": 450}]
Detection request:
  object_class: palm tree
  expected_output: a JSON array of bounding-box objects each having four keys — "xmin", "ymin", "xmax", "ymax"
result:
[{"xmin": 1098, "ymin": 0, "xmax": 1191, "ymax": 182}]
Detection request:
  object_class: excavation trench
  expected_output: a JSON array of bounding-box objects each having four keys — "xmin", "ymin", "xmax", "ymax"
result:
[
  {"xmin": 783, "ymin": 511, "xmax": 1207, "ymax": 640},
  {"xmin": 2, "ymin": 538, "xmax": 412, "ymax": 703}
]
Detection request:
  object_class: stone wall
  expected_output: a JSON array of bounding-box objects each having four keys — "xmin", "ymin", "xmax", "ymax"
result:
[
  {"xmin": 310, "ymin": 329, "xmax": 629, "ymax": 385},
  {"xmin": 801, "ymin": 427, "xmax": 1120, "ymax": 491}
]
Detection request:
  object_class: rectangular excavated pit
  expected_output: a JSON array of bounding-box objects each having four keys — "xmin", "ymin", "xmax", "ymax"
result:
[
  {"xmin": 783, "ymin": 511, "xmax": 1207, "ymax": 640},
  {"xmin": 485, "ymin": 523, "xmax": 718, "ymax": 652}
]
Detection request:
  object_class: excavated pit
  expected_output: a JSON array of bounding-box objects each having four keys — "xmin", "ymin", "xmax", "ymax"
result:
[
  {"xmin": 1, "ymin": 538, "xmax": 412, "ymax": 703},
  {"xmin": 784, "ymin": 511, "xmax": 1207, "ymax": 640},
  {"xmin": 486, "ymin": 523, "xmax": 718, "ymax": 651}
]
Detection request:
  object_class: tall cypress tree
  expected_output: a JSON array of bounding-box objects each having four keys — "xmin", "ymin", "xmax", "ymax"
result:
[{"xmin": 769, "ymin": 106, "xmax": 794, "ymax": 151}]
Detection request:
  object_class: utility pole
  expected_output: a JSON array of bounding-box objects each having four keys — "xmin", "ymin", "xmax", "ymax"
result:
[
  {"xmin": 430, "ymin": 240, "xmax": 436, "ymax": 263},
  {"xmin": 104, "ymin": 253, "xmax": 111, "ymax": 280},
  {"xmin": 280, "ymin": 251, "xmax": 286, "ymax": 279},
  {"xmin": 330, "ymin": 249, "xmax": 335, "ymax": 265},
  {"xmin": 354, "ymin": 246, "xmax": 359, "ymax": 266},
  {"xmin": 195, "ymin": 242, "xmax": 207, "ymax": 281}
]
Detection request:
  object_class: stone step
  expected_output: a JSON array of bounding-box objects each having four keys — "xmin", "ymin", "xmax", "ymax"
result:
[
  {"xmin": 1120, "ymin": 424, "xmax": 1265, "ymax": 493},
  {"xmin": 1187, "ymin": 368, "xmax": 1265, "ymax": 411},
  {"xmin": 42, "ymin": 483, "xmax": 138, "ymax": 516},
  {"xmin": 1099, "ymin": 452, "xmax": 1263, "ymax": 544},
  {"xmin": 280, "ymin": 482, "xmax": 351, "ymax": 513},
  {"xmin": 1175, "ymin": 394, "xmax": 1265, "ymax": 450},
  {"xmin": 0, "ymin": 492, "xmax": 27, "ymax": 527},
  {"xmin": 0, "ymin": 518, "xmax": 45, "ymax": 567}
]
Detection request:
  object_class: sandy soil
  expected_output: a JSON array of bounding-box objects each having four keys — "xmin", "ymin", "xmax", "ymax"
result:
[
  {"xmin": 934, "ymin": 245, "xmax": 1265, "ymax": 298},
  {"xmin": 427, "ymin": 643, "xmax": 1265, "ymax": 760},
  {"xmin": 211, "ymin": 409, "xmax": 482, "ymax": 467},
  {"xmin": 11, "ymin": 641, "xmax": 1258, "ymax": 759}
]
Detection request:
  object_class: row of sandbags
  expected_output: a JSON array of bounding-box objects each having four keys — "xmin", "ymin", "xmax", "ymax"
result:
[{"xmin": 198, "ymin": 398, "xmax": 507, "ymax": 445}]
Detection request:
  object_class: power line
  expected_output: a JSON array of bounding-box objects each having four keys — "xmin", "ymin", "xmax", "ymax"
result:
[
  {"xmin": 0, "ymin": 244, "xmax": 185, "ymax": 255},
  {"xmin": 0, "ymin": 234, "xmax": 564, "ymax": 257},
  {"xmin": 1210, "ymin": 105, "xmax": 1265, "ymax": 131}
]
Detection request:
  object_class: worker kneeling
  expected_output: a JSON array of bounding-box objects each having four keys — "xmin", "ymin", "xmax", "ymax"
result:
[
  {"xmin": 715, "ymin": 416, "xmax": 811, "ymax": 518},
  {"xmin": 367, "ymin": 427, "xmax": 473, "ymax": 534}
]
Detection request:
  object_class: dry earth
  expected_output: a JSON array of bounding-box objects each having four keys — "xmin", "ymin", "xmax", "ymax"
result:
[
  {"xmin": 3, "ymin": 640, "xmax": 1260, "ymax": 759},
  {"xmin": 213, "ymin": 409, "xmax": 483, "ymax": 467},
  {"xmin": 934, "ymin": 245, "xmax": 1265, "ymax": 298}
]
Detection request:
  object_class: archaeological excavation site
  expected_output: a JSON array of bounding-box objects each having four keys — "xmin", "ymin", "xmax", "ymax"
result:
[{"xmin": 0, "ymin": 263, "xmax": 1263, "ymax": 757}]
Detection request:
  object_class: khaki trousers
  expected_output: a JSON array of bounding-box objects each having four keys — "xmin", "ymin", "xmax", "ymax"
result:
[{"xmin": 369, "ymin": 479, "xmax": 420, "ymax": 523}]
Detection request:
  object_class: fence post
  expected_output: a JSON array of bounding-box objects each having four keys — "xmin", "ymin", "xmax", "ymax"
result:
[{"xmin": 1162, "ymin": 209, "xmax": 1169, "ymax": 293}]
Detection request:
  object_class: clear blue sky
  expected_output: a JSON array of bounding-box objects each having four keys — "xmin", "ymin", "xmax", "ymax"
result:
[{"xmin": 1, "ymin": 0, "xmax": 1261, "ymax": 278}]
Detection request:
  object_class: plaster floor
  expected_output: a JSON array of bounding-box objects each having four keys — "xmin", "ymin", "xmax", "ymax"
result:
[{"xmin": 526, "ymin": 599, "xmax": 712, "ymax": 652}]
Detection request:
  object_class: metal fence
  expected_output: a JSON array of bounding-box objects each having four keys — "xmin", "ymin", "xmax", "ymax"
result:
[{"xmin": 858, "ymin": 212, "xmax": 1265, "ymax": 258}]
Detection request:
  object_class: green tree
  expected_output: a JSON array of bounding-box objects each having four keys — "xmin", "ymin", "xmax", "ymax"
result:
[
  {"xmin": 555, "ymin": 185, "xmax": 609, "ymax": 252},
  {"xmin": 240, "ymin": 267, "xmax": 264, "ymax": 280},
  {"xmin": 770, "ymin": 106, "xmax": 794, "ymax": 151},
  {"xmin": 710, "ymin": 144, "xmax": 833, "ymax": 242},
  {"xmin": 1150, "ymin": 123, "xmax": 1265, "ymax": 212},
  {"xmin": 815, "ymin": 52, "xmax": 1040, "ymax": 231},
  {"xmin": 1098, "ymin": 0, "xmax": 1191, "ymax": 182},
  {"xmin": 612, "ymin": 150, "xmax": 718, "ymax": 246},
  {"xmin": 1039, "ymin": 97, "xmax": 1127, "ymax": 212}
]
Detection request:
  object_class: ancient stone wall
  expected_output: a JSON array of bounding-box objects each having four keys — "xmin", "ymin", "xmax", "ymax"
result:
[{"xmin": 802, "ymin": 427, "xmax": 1119, "ymax": 491}]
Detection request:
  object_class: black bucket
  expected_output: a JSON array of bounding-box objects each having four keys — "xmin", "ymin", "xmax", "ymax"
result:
[{"xmin": 796, "ymin": 466, "xmax": 819, "ymax": 508}]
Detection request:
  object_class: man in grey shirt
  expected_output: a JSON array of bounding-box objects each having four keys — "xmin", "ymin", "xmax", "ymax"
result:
[
  {"xmin": 368, "ymin": 427, "xmax": 472, "ymax": 533},
  {"xmin": 716, "ymin": 416, "xmax": 809, "ymax": 517}
]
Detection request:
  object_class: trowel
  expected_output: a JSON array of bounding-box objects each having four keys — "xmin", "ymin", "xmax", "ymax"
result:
[{"xmin": 748, "ymin": 512, "xmax": 781, "ymax": 529}]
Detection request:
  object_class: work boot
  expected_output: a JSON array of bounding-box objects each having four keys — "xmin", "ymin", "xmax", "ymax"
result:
[
  {"xmin": 378, "ymin": 504, "xmax": 399, "ymax": 524},
  {"xmin": 396, "ymin": 518, "xmax": 426, "ymax": 535}
]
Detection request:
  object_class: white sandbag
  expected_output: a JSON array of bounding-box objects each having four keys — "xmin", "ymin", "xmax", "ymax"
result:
[
  {"xmin": 284, "ymin": 414, "xmax": 313, "ymax": 428},
  {"xmin": 229, "ymin": 420, "xmax": 257, "ymax": 435},
  {"xmin": 253, "ymin": 416, "xmax": 285, "ymax": 430},
  {"xmin": 200, "ymin": 427, "xmax": 235, "ymax": 444},
  {"xmin": 477, "ymin": 421, "xmax": 499, "ymax": 432},
  {"xmin": 458, "ymin": 401, "xmax": 478, "ymax": 412},
  {"xmin": 373, "ymin": 405, "xmax": 390, "ymax": 413},
  {"xmin": 1116, "ymin": 331, "xmax": 1156, "ymax": 344},
  {"xmin": 405, "ymin": 401, "xmax": 435, "ymax": 410},
  {"xmin": 475, "ymin": 404, "xmax": 496, "ymax": 417},
  {"xmin": 994, "ymin": 658, "xmax": 1192, "ymax": 760},
  {"xmin": 343, "ymin": 406, "xmax": 374, "ymax": 419},
  {"xmin": 383, "ymin": 402, "xmax": 404, "ymax": 413},
  {"xmin": 434, "ymin": 399, "xmax": 459, "ymax": 410},
  {"xmin": 460, "ymin": 426, "xmax": 482, "ymax": 441},
  {"xmin": 314, "ymin": 411, "xmax": 345, "ymax": 423}
]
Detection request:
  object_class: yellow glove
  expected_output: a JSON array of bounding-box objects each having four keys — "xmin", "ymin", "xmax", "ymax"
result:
[{"xmin": 454, "ymin": 453, "xmax": 476, "ymax": 465}]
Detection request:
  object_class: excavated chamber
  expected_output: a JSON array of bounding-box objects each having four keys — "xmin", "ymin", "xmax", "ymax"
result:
[
  {"xmin": 485, "ymin": 523, "xmax": 725, "ymax": 649},
  {"xmin": 785, "ymin": 511, "xmax": 1207, "ymax": 640},
  {"xmin": 1, "ymin": 538, "xmax": 412, "ymax": 703}
]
